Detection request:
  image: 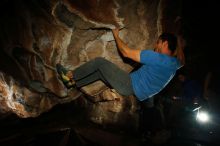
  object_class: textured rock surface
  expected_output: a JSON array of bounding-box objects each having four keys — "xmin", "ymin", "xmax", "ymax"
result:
[{"xmin": 0, "ymin": 0, "xmax": 182, "ymax": 129}]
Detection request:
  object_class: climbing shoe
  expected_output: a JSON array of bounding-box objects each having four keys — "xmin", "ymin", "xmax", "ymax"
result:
[{"xmin": 56, "ymin": 63, "xmax": 75, "ymax": 89}]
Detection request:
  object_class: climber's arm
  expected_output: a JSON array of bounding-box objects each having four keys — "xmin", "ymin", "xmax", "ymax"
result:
[{"xmin": 112, "ymin": 28, "xmax": 141, "ymax": 62}]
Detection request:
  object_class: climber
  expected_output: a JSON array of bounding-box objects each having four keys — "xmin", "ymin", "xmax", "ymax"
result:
[{"xmin": 56, "ymin": 28, "xmax": 184, "ymax": 101}]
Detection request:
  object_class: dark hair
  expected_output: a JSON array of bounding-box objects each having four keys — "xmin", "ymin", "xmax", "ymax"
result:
[{"xmin": 159, "ymin": 33, "xmax": 177, "ymax": 53}]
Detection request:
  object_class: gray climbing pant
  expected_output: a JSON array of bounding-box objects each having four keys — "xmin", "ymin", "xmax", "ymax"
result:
[{"xmin": 73, "ymin": 57, "xmax": 134, "ymax": 96}]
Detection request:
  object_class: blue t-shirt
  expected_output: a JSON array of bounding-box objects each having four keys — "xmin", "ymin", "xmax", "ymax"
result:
[{"xmin": 130, "ymin": 50, "xmax": 181, "ymax": 101}]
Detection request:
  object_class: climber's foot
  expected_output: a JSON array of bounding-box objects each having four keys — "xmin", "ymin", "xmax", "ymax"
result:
[{"xmin": 56, "ymin": 63, "xmax": 75, "ymax": 89}]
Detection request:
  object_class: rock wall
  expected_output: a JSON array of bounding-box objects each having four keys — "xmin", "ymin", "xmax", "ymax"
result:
[{"xmin": 0, "ymin": 0, "xmax": 182, "ymax": 129}]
